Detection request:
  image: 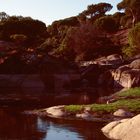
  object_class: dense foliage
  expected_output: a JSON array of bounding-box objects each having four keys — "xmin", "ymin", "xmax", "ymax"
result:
[
  {"xmin": 79, "ymin": 3, "xmax": 113, "ymax": 23},
  {"xmin": 94, "ymin": 15, "xmax": 119, "ymax": 33},
  {"xmin": 0, "ymin": 15, "xmax": 47, "ymax": 46},
  {"xmin": 57, "ymin": 23, "xmax": 118, "ymax": 61},
  {"xmin": 121, "ymin": 22, "xmax": 140, "ymax": 57},
  {"xmin": 117, "ymin": 0, "xmax": 140, "ymax": 27},
  {"xmin": 0, "ymin": 0, "xmax": 140, "ymax": 73}
]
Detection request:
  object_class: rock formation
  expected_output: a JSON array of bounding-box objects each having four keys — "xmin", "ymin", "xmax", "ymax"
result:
[{"xmin": 102, "ymin": 114, "xmax": 140, "ymax": 140}]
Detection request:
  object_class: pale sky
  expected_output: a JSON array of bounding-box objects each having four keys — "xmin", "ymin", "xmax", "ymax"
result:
[{"xmin": 0, "ymin": 0, "xmax": 122, "ymax": 26}]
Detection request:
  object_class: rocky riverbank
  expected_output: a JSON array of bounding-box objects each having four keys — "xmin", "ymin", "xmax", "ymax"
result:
[
  {"xmin": 24, "ymin": 87, "xmax": 140, "ymax": 140},
  {"xmin": 27, "ymin": 105, "xmax": 135, "ymax": 122},
  {"xmin": 26, "ymin": 87, "xmax": 140, "ymax": 120}
]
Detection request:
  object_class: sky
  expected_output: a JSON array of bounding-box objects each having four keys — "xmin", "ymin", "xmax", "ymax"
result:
[{"xmin": 0, "ymin": 0, "xmax": 122, "ymax": 26}]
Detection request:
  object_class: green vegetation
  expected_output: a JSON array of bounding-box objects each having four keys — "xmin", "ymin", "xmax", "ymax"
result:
[
  {"xmin": 79, "ymin": 3, "xmax": 112, "ymax": 23},
  {"xmin": 65, "ymin": 88, "xmax": 140, "ymax": 114},
  {"xmin": 0, "ymin": 0, "xmax": 140, "ymax": 72},
  {"xmin": 92, "ymin": 99, "xmax": 140, "ymax": 112},
  {"xmin": 117, "ymin": 87, "xmax": 140, "ymax": 97},
  {"xmin": 10, "ymin": 34, "xmax": 27, "ymax": 44},
  {"xmin": 65, "ymin": 105, "xmax": 84, "ymax": 113},
  {"xmin": 94, "ymin": 15, "xmax": 119, "ymax": 33},
  {"xmin": 122, "ymin": 23, "xmax": 140, "ymax": 57},
  {"xmin": 65, "ymin": 99, "xmax": 140, "ymax": 114},
  {"xmin": 117, "ymin": 0, "xmax": 140, "ymax": 27}
]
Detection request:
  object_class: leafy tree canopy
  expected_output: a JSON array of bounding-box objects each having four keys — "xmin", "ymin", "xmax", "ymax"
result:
[
  {"xmin": 0, "ymin": 15, "xmax": 47, "ymax": 45},
  {"xmin": 122, "ymin": 22, "xmax": 140, "ymax": 57},
  {"xmin": 79, "ymin": 3, "xmax": 113, "ymax": 22},
  {"xmin": 117, "ymin": 0, "xmax": 140, "ymax": 26},
  {"xmin": 94, "ymin": 15, "xmax": 119, "ymax": 33}
]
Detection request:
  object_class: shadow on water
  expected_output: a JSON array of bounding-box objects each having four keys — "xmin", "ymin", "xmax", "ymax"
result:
[
  {"xmin": 0, "ymin": 88, "xmax": 115, "ymax": 108},
  {"xmin": 0, "ymin": 88, "xmax": 112, "ymax": 140},
  {"xmin": 0, "ymin": 108, "xmax": 109, "ymax": 140}
]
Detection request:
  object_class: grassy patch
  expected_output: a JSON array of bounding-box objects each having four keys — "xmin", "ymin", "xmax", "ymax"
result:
[
  {"xmin": 90, "ymin": 103, "xmax": 117, "ymax": 113},
  {"xmin": 65, "ymin": 105, "xmax": 84, "ymax": 113},
  {"xmin": 65, "ymin": 99, "xmax": 140, "ymax": 114},
  {"xmin": 117, "ymin": 87, "xmax": 140, "ymax": 97}
]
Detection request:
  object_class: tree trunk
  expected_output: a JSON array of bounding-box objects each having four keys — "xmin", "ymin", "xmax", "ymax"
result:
[{"xmin": 129, "ymin": 8, "xmax": 136, "ymax": 27}]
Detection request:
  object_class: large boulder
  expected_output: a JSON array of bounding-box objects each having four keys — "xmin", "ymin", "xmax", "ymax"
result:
[
  {"xmin": 81, "ymin": 55, "xmax": 140, "ymax": 88},
  {"xmin": 94, "ymin": 54, "xmax": 123, "ymax": 68},
  {"xmin": 130, "ymin": 59, "xmax": 140, "ymax": 69},
  {"xmin": 81, "ymin": 54, "xmax": 124, "ymax": 87},
  {"xmin": 112, "ymin": 62, "xmax": 140, "ymax": 88},
  {"xmin": 46, "ymin": 106, "xmax": 66, "ymax": 117},
  {"xmin": 102, "ymin": 114, "xmax": 140, "ymax": 140}
]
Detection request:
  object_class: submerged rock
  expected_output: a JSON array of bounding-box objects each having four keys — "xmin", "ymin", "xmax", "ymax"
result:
[
  {"xmin": 113, "ymin": 109, "xmax": 133, "ymax": 117},
  {"xmin": 76, "ymin": 112, "xmax": 92, "ymax": 120}
]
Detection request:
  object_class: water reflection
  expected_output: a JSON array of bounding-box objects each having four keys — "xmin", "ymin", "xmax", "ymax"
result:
[
  {"xmin": 0, "ymin": 108, "xmax": 109, "ymax": 140},
  {"xmin": 37, "ymin": 117, "xmax": 84, "ymax": 140},
  {"xmin": 37, "ymin": 116, "xmax": 109, "ymax": 140},
  {"xmin": 0, "ymin": 88, "xmax": 112, "ymax": 140},
  {"xmin": 0, "ymin": 88, "xmax": 114, "ymax": 108},
  {"xmin": 0, "ymin": 108, "xmax": 46, "ymax": 140}
]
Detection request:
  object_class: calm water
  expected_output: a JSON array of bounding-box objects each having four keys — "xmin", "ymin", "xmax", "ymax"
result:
[{"xmin": 0, "ymin": 88, "xmax": 111, "ymax": 140}]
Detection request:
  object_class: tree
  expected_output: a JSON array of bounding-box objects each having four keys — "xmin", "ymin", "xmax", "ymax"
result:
[
  {"xmin": 117, "ymin": 0, "xmax": 140, "ymax": 26},
  {"xmin": 45, "ymin": 16, "xmax": 80, "ymax": 56},
  {"xmin": 0, "ymin": 16, "xmax": 47, "ymax": 43},
  {"xmin": 122, "ymin": 22, "xmax": 140, "ymax": 57},
  {"xmin": 57, "ymin": 23, "xmax": 117, "ymax": 61},
  {"xmin": 94, "ymin": 15, "xmax": 119, "ymax": 33},
  {"xmin": 0, "ymin": 12, "xmax": 9, "ymax": 21},
  {"xmin": 112, "ymin": 12, "xmax": 125, "ymax": 28},
  {"xmin": 38, "ymin": 37, "xmax": 59, "ymax": 53},
  {"xmin": 10, "ymin": 34, "xmax": 27, "ymax": 45},
  {"xmin": 79, "ymin": 3, "xmax": 113, "ymax": 23}
]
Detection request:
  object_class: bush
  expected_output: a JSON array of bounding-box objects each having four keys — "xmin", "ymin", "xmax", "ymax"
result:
[
  {"xmin": 125, "ymin": 22, "xmax": 140, "ymax": 57},
  {"xmin": 94, "ymin": 15, "xmax": 119, "ymax": 33},
  {"xmin": 57, "ymin": 24, "xmax": 117, "ymax": 61},
  {"xmin": 10, "ymin": 34, "xmax": 27, "ymax": 44}
]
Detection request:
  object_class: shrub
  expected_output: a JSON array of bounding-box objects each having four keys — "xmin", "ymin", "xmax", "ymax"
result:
[
  {"xmin": 57, "ymin": 24, "xmax": 117, "ymax": 61},
  {"xmin": 94, "ymin": 15, "xmax": 119, "ymax": 33},
  {"xmin": 124, "ymin": 22, "xmax": 140, "ymax": 57}
]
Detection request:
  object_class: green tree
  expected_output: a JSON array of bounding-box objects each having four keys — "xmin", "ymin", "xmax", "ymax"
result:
[
  {"xmin": 80, "ymin": 3, "xmax": 113, "ymax": 23},
  {"xmin": 94, "ymin": 15, "xmax": 119, "ymax": 33},
  {"xmin": 57, "ymin": 24, "xmax": 117, "ymax": 61},
  {"xmin": 38, "ymin": 37, "xmax": 59, "ymax": 53},
  {"xmin": 0, "ymin": 12, "xmax": 9, "ymax": 21},
  {"xmin": 0, "ymin": 16, "xmax": 46, "ymax": 40},
  {"xmin": 10, "ymin": 34, "xmax": 27, "ymax": 45},
  {"xmin": 117, "ymin": 0, "xmax": 140, "ymax": 26},
  {"xmin": 112, "ymin": 12, "xmax": 125, "ymax": 28},
  {"xmin": 122, "ymin": 22, "xmax": 140, "ymax": 57},
  {"xmin": 45, "ymin": 16, "xmax": 80, "ymax": 56}
]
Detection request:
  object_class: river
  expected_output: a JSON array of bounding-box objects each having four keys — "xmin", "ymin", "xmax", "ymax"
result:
[{"xmin": 0, "ymin": 88, "xmax": 112, "ymax": 140}]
